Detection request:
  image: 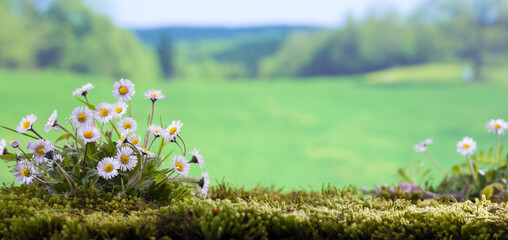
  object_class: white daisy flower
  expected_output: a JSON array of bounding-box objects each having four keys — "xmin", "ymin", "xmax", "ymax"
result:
[
  {"xmin": 115, "ymin": 146, "xmax": 137, "ymax": 171},
  {"xmin": 28, "ymin": 139, "xmax": 54, "ymax": 163},
  {"xmin": 486, "ymin": 119, "xmax": 508, "ymax": 135},
  {"xmin": 0, "ymin": 139, "xmax": 6, "ymax": 155},
  {"xmin": 138, "ymin": 147, "xmax": 154, "ymax": 157},
  {"xmin": 45, "ymin": 110, "xmax": 61, "ymax": 132},
  {"xmin": 148, "ymin": 125, "xmax": 164, "ymax": 137},
  {"xmin": 166, "ymin": 120, "xmax": 183, "ymax": 140},
  {"xmin": 94, "ymin": 102, "xmax": 114, "ymax": 123},
  {"xmin": 72, "ymin": 83, "xmax": 94, "ymax": 97},
  {"xmin": 13, "ymin": 160, "xmax": 38, "ymax": 185},
  {"xmin": 116, "ymin": 134, "xmax": 128, "ymax": 148},
  {"xmin": 16, "ymin": 114, "xmax": 37, "ymax": 134},
  {"xmin": 48, "ymin": 153, "xmax": 63, "ymax": 171},
  {"xmin": 144, "ymin": 89, "xmax": 165, "ymax": 102},
  {"xmin": 112, "ymin": 101, "xmax": 128, "ymax": 118},
  {"xmin": 414, "ymin": 138, "xmax": 433, "ymax": 153},
  {"xmin": 78, "ymin": 125, "xmax": 101, "ymax": 144},
  {"xmin": 198, "ymin": 172, "xmax": 210, "ymax": 196},
  {"xmin": 173, "ymin": 155, "xmax": 190, "ymax": 177},
  {"xmin": 97, "ymin": 157, "xmax": 120, "ymax": 180},
  {"xmin": 71, "ymin": 106, "xmax": 93, "ymax": 128},
  {"xmin": 457, "ymin": 136, "xmax": 477, "ymax": 156},
  {"xmin": 118, "ymin": 117, "xmax": 137, "ymax": 134},
  {"xmin": 188, "ymin": 148, "xmax": 205, "ymax": 168},
  {"xmin": 128, "ymin": 134, "xmax": 142, "ymax": 146},
  {"xmin": 112, "ymin": 78, "xmax": 135, "ymax": 102}
]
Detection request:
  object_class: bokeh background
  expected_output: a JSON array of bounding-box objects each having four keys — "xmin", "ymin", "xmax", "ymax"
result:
[{"xmin": 1, "ymin": 0, "xmax": 508, "ymax": 190}]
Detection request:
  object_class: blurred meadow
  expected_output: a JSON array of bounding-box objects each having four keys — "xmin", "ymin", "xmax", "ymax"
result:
[{"xmin": 1, "ymin": 0, "xmax": 508, "ymax": 189}]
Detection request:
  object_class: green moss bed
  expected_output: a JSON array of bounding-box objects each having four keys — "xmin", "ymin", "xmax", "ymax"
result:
[{"xmin": 1, "ymin": 184, "xmax": 507, "ymax": 239}]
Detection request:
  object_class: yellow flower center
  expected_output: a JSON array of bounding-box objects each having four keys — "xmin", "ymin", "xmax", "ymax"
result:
[
  {"xmin": 155, "ymin": 130, "xmax": 160, "ymax": 133},
  {"xmin": 99, "ymin": 108, "xmax": 109, "ymax": 117},
  {"xmin": 463, "ymin": 144, "xmax": 470, "ymax": 149},
  {"xmin": 132, "ymin": 138, "xmax": 139, "ymax": 145},
  {"xmin": 84, "ymin": 131, "xmax": 93, "ymax": 139},
  {"xmin": 494, "ymin": 124, "xmax": 501, "ymax": 129},
  {"xmin": 169, "ymin": 127, "xmax": 177, "ymax": 135},
  {"xmin": 119, "ymin": 86, "xmax": 128, "ymax": 95},
  {"xmin": 23, "ymin": 121, "xmax": 31, "ymax": 129},
  {"xmin": 115, "ymin": 107, "xmax": 122, "ymax": 113},
  {"xmin": 104, "ymin": 163, "xmax": 114, "ymax": 172},
  {"xmin": 21, "ymin": 168, "xmax": 30, "ymax": 176},
  {"xmin": 124, "ymin": 122, "xmax": 132, "ymax": 129},
  {"xmin": 152, "ymin": 93, "xmax": 157, "ymax": 98},
  {"xmin": 121, "ymin": 155, "xmax": 129, "ymax": 164},
  {"xmin": 175, "ymin": 162, "xmax": 183, "ymax": 171},
  {"xmin": 78, "ymin": 113, "xmax": 87, "ymax": 122},
  {"xmin": 36, "ymin": 146, "xmax": 45, "ymax": 156}
]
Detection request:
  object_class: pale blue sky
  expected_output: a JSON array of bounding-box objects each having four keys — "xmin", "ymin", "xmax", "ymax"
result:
[{"xmin": 87, "ymin": 0, "xmax": 425, "ymax": 28}]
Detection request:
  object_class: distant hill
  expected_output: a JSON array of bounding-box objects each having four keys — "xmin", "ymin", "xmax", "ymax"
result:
[{"xmin": 131, "ymin": 26, "xmax": 321, "ymax": 46}]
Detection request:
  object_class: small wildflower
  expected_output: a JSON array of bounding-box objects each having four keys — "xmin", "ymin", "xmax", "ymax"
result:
[
  {"xmin": 457, "ymin": 136, "xmax": 477, "ymax": 156},
  {"xmin": 71, "ymin": 106, "xmax": 93, "ymax": 128},
  {"xmin": 198, "ymin": 172, "xmax": 210, "ymax": 196},
  {"xmin": 486, "ymin": 119, "xmax": 508, "ymax": 135},
  {"xmin": 112, "ymin": 101, "xmax": 128, "ymax": 118},
  {"xmin": 72, "ymin": 83, "xmax": 94, "ymax": 97},
  {"xmin": 173, "ymin": 155, "xmax": 190, "ymax": 177},
  {"xmin": 144, "ymin": 89, "xmax": 165, "ymax": 102},
  {"xmin": 148, "ymin": 125, "xmax": 165, "ymax": 138},
  {"xmin": 112, "ymin": 78, "xmax": 135, "ymax": 102},
  {"xmin": 188, "ymin": 148, "xmax": 205, "ymax": 168},
  {"xmin": 16, "ymin": 114, "xmax": 37, "ymax": 133},
  {"xmin": 9, "ymin": 138, "xmax": 20, "ymax": 149},
  {"xmin": 115, "ymin": 147, "xmax": 137, "ymax": 171},
  {"xmin": 138, "ymin": 147, "xmax": 154, "ymax": 157},
  {"xmin": 97, "ymin": 157, "xmax": 120, "ymax": 179},
  {"xmin": 13, "ymin": 160, "xmax": 38, "ymax": 185},
  {"xmin": 94, "ymin": 103, "xmax": 114, "ymax": 123},
  {"xmin": 28, "ymin": 139, "xmax": 54, "ymax": 163},
  {"xmin": 414, "ymin": 138, "xmax": 433, "ymax": 153},
  {"xmin": 118, "ymin": 117, "xmax": 137, "ymax": 134},
  {"xmin": 166, "ymin": 120, "xmax": 183, "ymax": 140},
  {"xmin": 0, "ymin": 139, "xmax": 6, "ymax": 155},
  {"xmin": 128, "ymin": 133, "xmax": 142, "ymax": 146},
  {"xmin": 48, "ymin": 154, "xmax": 63, "ymax": 171},
  {"xmin": 78, "ymin": 125, "xmax": 100, "ymax": 143},
  {"xmin": 45, "ymin": 110, "xmax": 61, "ymax": 132}
]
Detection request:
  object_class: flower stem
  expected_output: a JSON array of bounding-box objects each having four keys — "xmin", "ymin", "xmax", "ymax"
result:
[
  {"xmin": 425, "ymin": 150, "xmax": 449, "ymax": 178},
  {"xmin": 147, "ymin": 136, "xmax": 158, "ymax": 151},
  {"xmin": 143, "ymin": 101, "xmax": 155, "ymax": 148},
  {"xmin": 496, "ymin": 133, "xmax": 500, "ymax": 164},
  {"xmin": 82, "ymin": 143, "xmax": 88, "ymax": 178},
  {"xmin": 467, "ymin": 155, "xmax": 477, "ymax": 181},
  {"xmin": 154, "ymin": 171, "xmax": 179, "ymax": 188},
  {"xmin": 128, "ymin": 100, "xmax": 133, "ymax": 118},
  {"xmin": 177, "ymin": 135, "xmax": 187, "ymax": 156},
  {"xmin": 30, "ymin": 128, "xmax": 44, "ymax": 140}
]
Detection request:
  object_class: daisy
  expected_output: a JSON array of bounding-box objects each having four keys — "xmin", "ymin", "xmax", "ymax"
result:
[
  {"xmin": 112, "ymin": 78, "xmax": 135, "ymax": 102},
  {"xmin": 13, "ymin": 160, "xmax": 38, "ymax": 185},
  {"xmin": 138, "ymin": 147, "xmax": 154, "ymax": 157},
  {"xmin": 118, "ymin": 117, "xmax": 137, "ymax": 134},
  {"xmin": 198, "ymin": 172, "xmax": 210, "ymax": 196},
  {"xmin": 457, "ymin": 136, "xmax": 477, "ymax": 156},
  {"xmin": 29, "ymin": 139, "xmax": 54, "ymax": 163},
  {"xmin": 72, "ymin": 83, "xmax": 94, "ymax": 97},
  {"xmin": 48, "ymin": 153, "xmax": 63, "ymax": 171},
  {"xmin": 486, "ymin": 119, "xmax": 508, "ymax": 135},
  {"xmin": 16, "ymin": 114, "xmax": 37, "ymax": 134},
  {"xmin": 188, "ymin": 148, "xmax": 205, "ymax": 168},
  {"xmin": 94, "ymin": 103, "xmax": 114, "ymax": 123},
  {"xmin": 0, "ymin": 139, "xmax": 6, "ymax": 155},
  {"xmin": 166, "ymin": 120, "xmax": 183, "ymax": 140},
  {"xmin": 173, "ymin": 155, "xmax": 190, "ymax": 177},
  {"xmin": 148, "ymin": 125, "xmax": 164, "ymax": 137},
  {"xmin": 115, "ymin": 147, "xmax": 137, "ymax": 171},
  {"xmin": 128, "ymin": 134, "xmax": 142, "ymax": 146},
  {"xmin": 45, "ymin": 110, "xmax": 61, "ymax": 132},
  {"xmin": 116, "ymin": 134, "xmax": 128, "ymax": 148},
  {"xmin": 78, "ymin": 125, "xmax": 100, "ymax": 143},
  {"xmin": 414, "ymin": 138, "xmax": 433, "ymax": 153},
  {"xmin": 112, "ymin": 101, "xmax": 128, "ymax": 118},
  {"xmin": 71, "ymin": 106, "xmax": 93, "ymax": 128},
  {"xmin": 97, "ymin": 157, "xmax": 120, "ymax": 180},
  {"xmin": 144, "ymin": 89, "xmax": 165, "ymax": 102}
]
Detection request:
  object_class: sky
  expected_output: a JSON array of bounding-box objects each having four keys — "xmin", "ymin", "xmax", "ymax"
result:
[{"xmin": 87, "ymin": 0, "xmax": 426, "ymax": 28}]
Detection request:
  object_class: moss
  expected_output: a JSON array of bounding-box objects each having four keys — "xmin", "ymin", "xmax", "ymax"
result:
[{"xmin": 0, "ymin": 185, "xmax": 507, "ymax": 239}]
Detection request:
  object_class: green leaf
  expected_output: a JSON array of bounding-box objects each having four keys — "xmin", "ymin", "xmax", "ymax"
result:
[
  {"xmin": 75, "ymin": 97, "xmax": 96, "ymax": 110},
  {"xmin": 451, "ymin": 165, "xmax": 463, "ymax": 175},
  {"xmin": 0, "ymin": 154, "xmax": 17, "ymax": 162},
  {"xmin": 55, "ymin": 133, "xmax": 70, "ymax": 143},
  {"xmin": 397, "ymin": 168, "xmax": 412, "ymax": 183},
  {"xmin": 155, "ymin": 173, "xmax": 166, "ymax": 184},
  {"xmin": 480, "ymin": 184, "xmax": 494, "ymax": 199}
]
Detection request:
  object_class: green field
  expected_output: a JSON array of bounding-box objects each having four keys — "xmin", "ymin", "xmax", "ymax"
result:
[{"xmin": 1, "ymin": 69, "xmax": 508, "ymax": 189}]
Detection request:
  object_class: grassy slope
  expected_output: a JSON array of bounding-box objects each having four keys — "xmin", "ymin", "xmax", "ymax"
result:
[{"xmin": 1, "ymin": 69, "xmax": 508, "ymax": 189}]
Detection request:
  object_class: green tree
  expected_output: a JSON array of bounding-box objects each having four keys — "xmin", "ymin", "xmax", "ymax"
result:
[{"xmin": 158, "ymin": 32, "xmax": 174, "ymax": 79}]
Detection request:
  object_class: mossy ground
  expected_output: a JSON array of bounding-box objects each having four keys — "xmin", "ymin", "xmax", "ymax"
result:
[{"xmin": 1, "ymin": 184, "xmax": 507, "ymax": 239}]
